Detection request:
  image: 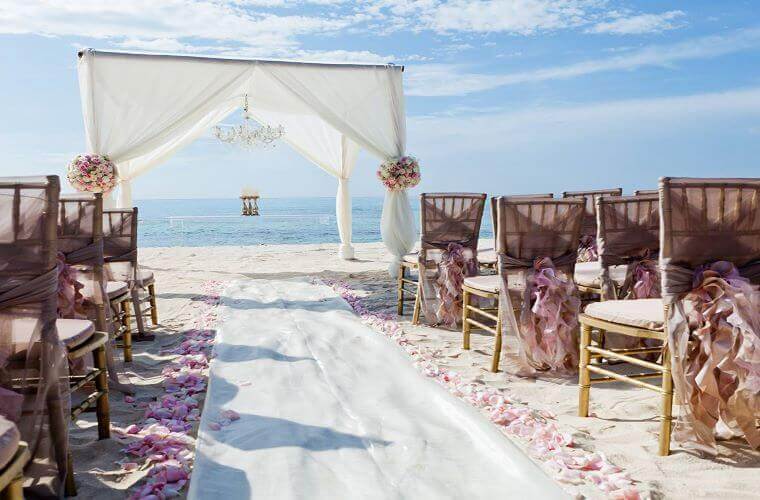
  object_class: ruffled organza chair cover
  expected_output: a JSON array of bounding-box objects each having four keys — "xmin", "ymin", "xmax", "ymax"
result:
[
  {"xmin": 59, "ymin": 194, "xmax": 133, "ymax": 394},
  {"xmin": 562, "ymin": 188, "xmax": 622, "ymax": 262},
  {"xmin": 495, "ymin": 197, "xmax": 585, "ymax": 373},
  {"xmin": 660, "ymin": 177, "xmax": 760, "ymax": 455},
  {"xmin": 0, "ymin": 176, "xmax": 70, "ymax": 497},
  {"xmin": 597, "ymin": 194, "xmax": 661, "ymax": 300},
  {"xmin": 418, "ymin": 193, "xmax": 486, "ymax": 328}
]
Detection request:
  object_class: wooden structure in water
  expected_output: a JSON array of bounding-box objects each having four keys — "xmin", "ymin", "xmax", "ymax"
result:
[{"xmin": 241, "ymin": 194, "xmax": 260, "ymax": 216}]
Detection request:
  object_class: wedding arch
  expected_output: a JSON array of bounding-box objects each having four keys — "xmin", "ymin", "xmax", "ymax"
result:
[{"xmin": 76, "ymin": 49, "xmax": 416, "ymax": 265}]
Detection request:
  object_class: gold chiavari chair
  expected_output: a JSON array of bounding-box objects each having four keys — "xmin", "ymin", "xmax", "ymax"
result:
[
  {"xmin": 462, "ymin": 197, "xmax": 585, "ymax": 372},
  {"xmin": 633, "ymin": 189, "xmax": 658, "ymax": 196},
  {"xmin": 397, "ymin": 193, "xmax": 487, "ymax": 325},
  {"xmin": 561, "ymin": 188, "xmax": 623, "ymax": 296},
  {"xmin": 0, "ymin": 176, "xmax": 110, "ymax": 497},
  {"xmin": 104, "ymin": 207, "xmax": 158, "ymax": 343},
  {"xmin": 578, "ymin": 177, "xmax": 760, "ymax": 455},
  {"xmin": 573, "ymin": 193, "xmax": 658, "ymax": 299},
  {"xmin": 102, "ymin": 208, "xmax": 140, "ymax": 360}
]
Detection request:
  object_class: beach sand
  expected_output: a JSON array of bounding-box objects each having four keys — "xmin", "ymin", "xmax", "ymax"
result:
[{"xmin": 69, "ymin": 242, "xmax": 759, "ymax": 499}]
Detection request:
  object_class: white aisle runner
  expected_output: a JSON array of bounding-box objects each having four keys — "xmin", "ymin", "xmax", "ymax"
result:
[{"xmin": 189, "ymin": 279, "xmax": 565, "ymax": 499}]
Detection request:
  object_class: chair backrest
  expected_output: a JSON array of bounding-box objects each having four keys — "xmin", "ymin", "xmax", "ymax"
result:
[
  {"xmin": 419, "ymin": 193, "xmax": 487, "ymax": 253},
  {"xmin": 0, "ymin": 176, "xmax": 59, "ymax": 282},
  {"xmin": 496, "ymin": 197, "xmax": 585, "ymax": 266},
  {"xmin": 633, "ymin": 189, "xmax": 658, "ymax": 196},
  {"xmin": 58, "ymin": 193, "xmax": 103, "ymax": 255},
  {"xmin": 660, "ymin": 177, "xmax": 760, "ymax": 281},
  {"xmin": 103, "ymin": 207, "xmax": 138, "ymax": 262},
  {"xmin": 489, "ymin": 193, "xmax": 553, "ymax": 238},
  {"xmin": 562, "ymin": 188, "xmax": 623, "ymax": 237},
  {"xmin": 596, "ymin": 193, "xmax": 660, "ymax": 267}
]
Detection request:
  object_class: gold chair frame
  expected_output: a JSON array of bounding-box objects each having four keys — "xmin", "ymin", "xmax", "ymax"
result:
[
  {"xmin": 0, "ymin": 442, "xmax": 29, "ymax": 500},
  {"xmin": 396, "ymin": 259, "xmax": 422, "ymax": 324},
  {"xmin": 578, "ymin": 311, "xmax": 673, "ymax": 455},
  {"xmin": 110, "ymin": 288, "xmax": 134, "ymax": 362},
  {"xmin": 461, "ymin": 286, "xmax": 519, "ymax": 372}
]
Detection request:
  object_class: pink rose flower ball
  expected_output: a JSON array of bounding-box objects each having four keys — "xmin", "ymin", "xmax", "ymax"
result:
[
  {"xmin": 377, "ymin": 156, "xmax": 420, "ymax": 191},
  {"xmin": 67, "ymin": 154, "xmax": 117, "ymax": 193}
]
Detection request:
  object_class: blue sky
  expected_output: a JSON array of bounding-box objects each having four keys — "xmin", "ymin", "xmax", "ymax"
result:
[{"xmin": 0, "ymin": 0, "xmax": 759, "ymax": 199}]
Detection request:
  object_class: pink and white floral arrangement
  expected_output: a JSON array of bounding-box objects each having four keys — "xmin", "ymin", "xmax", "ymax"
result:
[
  {"xmin": 67, "ymin": 154, "xmax": 118, "ymax": 193},
  {"xmin": 377, "ymin": 156, "xmax": 421, "ymax": 191}
]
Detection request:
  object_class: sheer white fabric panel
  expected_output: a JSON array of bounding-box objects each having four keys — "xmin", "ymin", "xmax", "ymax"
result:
[
  {"xmin": 78, "ymin": 50, "xmax": 250, "ymax": 200},
  {"xmin": 259, "ymin": 62, "xmax": 406, "ymax": 159},
  {"xmin": 381, "ymin": 189, "xmax": 417, "ymax": 276}
]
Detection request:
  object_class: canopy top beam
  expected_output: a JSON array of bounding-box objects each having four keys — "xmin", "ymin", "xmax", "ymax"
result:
[{"xmin": 77, "ymin": 48, "xmax": 404, "ymax": 72}]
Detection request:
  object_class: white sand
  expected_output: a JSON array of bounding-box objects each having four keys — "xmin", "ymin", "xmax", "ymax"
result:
[{"xmin": 70, "ymin": 242, "xmax": 760, "ymax": 499}]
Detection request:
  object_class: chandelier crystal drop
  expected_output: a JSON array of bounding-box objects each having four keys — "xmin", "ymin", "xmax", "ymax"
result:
[{"xmin": 212, "ymin": 94, "xmax": 285, "ymax": 149}]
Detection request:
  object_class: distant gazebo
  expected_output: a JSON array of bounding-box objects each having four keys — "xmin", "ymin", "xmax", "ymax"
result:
[{"xmin": 241, "ymin": 187, "xmax": 260, "ymax": 216}]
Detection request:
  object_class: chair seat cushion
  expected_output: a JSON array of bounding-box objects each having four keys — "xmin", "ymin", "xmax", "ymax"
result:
[
  {"xmin": 463, "ymin": 274, "xmax": 526, "ymax": 293},
  {"xmin": 584, "ymin": 299, "xmax": 665, "ymax": 331},
  {"xmin": 478, "ymin": 249, "xmax": 497, "ymax": 265},
  {"xmin": 0, "ymin": 317, "xmax": 95, "ymax": 359},
  {"xmin": 82, "ymin": 280, "xmax": 129, "ymax": 300},
  {"xmin": 0, "ymin": 416, "xmax": 20, "ymax": 471},
  {"xmin": 574, "ymin": 261, "xmax": 628, "ymax": 288},
  {"xmin": 135, "ymin": 269, "xmax": 155, "ymax": 287}
]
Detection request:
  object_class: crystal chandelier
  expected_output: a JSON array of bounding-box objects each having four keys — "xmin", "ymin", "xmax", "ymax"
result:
[{"xmin": 212, "ymin": 94, "xmax": 285, "ymax": 149}]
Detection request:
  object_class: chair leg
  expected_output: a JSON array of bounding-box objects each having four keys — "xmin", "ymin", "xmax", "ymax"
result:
[
  {"xmin": 94, "ymin": 345, "xmax": 110, "ymax": 440},
  {"xmin": 659, "ymin": 345, "xmax": 674, "ymax": 456},
  {"xmin": 490, "ymin": 303, "xmax": 502, "ymax": 373},
  {"xmin": 64, "ymin": 452, "xmax": 76, "ymax": 497},
  {"xmin": 148, "ymin": 283, "xmax": 158, "ymax": 325},
  {"xmin": 411, "ymin": 280, "xmax": 421, "ymax": 325},
  {"xmin": 598, "ymin": 329, "xmax": 607, "ymax": 349},
  {"xmin": 578, "ymin": 323, "xmax": 592, "ymax": 417},
  {"xmin": 3, "ymin": 474, "xmax": 24, "ymax": 500},
  {"xmin": 462, "ymin": 289, "xmax": 471, "ymax": 350},
  {"xmin": 397, "ymin": 265, "xmax": 405, "ymax": 316},
  {"xmin": 121, "ymin": 300, "xmax": 133, "ymax": 363},
  {"xmin": 130, "ymin": 288, "xmax": 147, "ymax": 335}
]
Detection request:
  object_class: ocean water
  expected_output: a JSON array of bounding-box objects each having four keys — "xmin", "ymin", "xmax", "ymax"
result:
[{"xmin": 136, "ymin": 197, "xmax": 494, "ymax": 247}]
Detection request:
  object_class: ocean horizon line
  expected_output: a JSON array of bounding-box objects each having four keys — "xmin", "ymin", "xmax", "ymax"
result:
[{"xmin": 133, "ymin": 195, "xmax": 387, "ymax": 202}]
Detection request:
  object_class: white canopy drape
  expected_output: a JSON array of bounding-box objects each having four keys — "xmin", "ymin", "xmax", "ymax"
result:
[{"xmin": 77, "ymin": 49, "xmax": 415, "ymax": 261}]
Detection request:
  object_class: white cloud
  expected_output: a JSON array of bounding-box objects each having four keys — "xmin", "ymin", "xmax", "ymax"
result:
[
  {"xmin": 0, "ymin": 0, "xmax": 703, "ymax": 67},
  {"xmin": 588, "ymin": 10, "xmax": 685, "ymax": 35},
  {"xmin": 406, "ymin": 27, "xmax": 760, "ymax": 96},
  {"xmin": 429, "ymin": 0, "xmax": 595, "ymax": 34},
  {"xmin": 0, "ymin": 0, "xmax": 380, "ymax": 61},
  {"xmin": 364, "ymin": 1, "xmax": 682, "ymax": 36}
]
